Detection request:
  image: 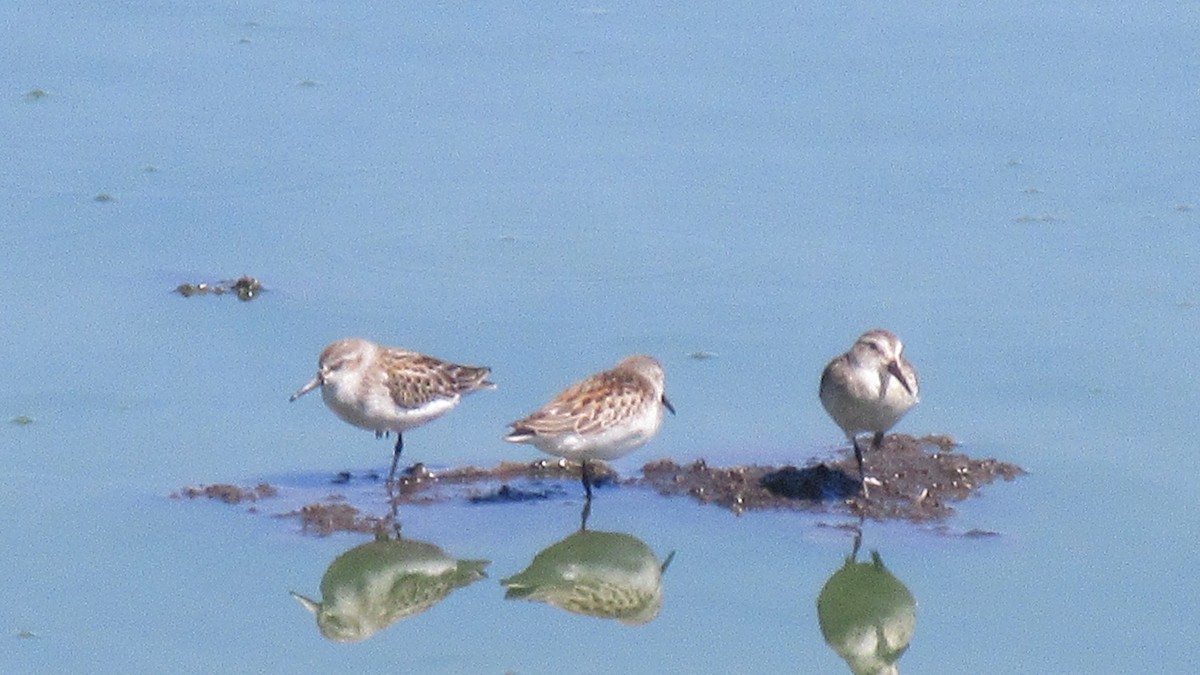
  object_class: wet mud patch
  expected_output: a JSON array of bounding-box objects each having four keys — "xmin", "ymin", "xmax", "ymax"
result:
[
  {"xmin": 640, "ymin": 434, "xmax": 1024, "ymax": 522},
  {"xmin": 175, "ymin": 435, "xmax": 1023, "ymax": 535}
]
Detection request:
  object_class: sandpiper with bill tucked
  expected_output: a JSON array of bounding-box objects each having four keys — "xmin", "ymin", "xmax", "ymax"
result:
[
  {"xmin": 819, "ymin": 329, "xmax": 919, "ymax": 495},
  {"xmin": 290, "ymin": 338, "xmax": 495, "ymax": 483},
  {"xmin": 504, "ymin": 355, "xmax": 674, "ymax": 501}
]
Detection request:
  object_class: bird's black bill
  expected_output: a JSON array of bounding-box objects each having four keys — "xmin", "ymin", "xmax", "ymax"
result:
[
  {"xmin": 887, "ymin": 361, "xmax": 913, "ymax": 395},
  {"xmin": 662, "ymin": 395, "xmax": 676, "ymax": 415}
]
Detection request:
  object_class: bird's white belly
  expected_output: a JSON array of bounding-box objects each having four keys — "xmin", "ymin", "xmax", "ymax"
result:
[
  {"xmin": 530, "ymin": 411, "xmax": 663, "ymax": 461},
  {"xmin": 821, "ymin": 383, "xmax": 915, "ymax": 435},
  {"xmin": 322, "ymin": 383, "xmax": 459, "ymax": 434},
  {"xmin": 842, "ymin": 404, "xmax": 907, "ymax": 435}
]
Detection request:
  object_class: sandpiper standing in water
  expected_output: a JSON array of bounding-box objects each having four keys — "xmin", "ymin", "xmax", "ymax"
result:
[
  {"xmin": 505, "ymin": 355, "xmax": 675, "ymax": 503},
  {"xmin": 819, "ymin": 329, "xmax": 919, "ymax": 496},
  {"xmin": 291, "ymin": 338, "xmax": 495, "ymax": 483}
]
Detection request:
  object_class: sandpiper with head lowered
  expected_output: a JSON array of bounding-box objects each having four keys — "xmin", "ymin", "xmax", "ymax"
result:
[
  {"xmin": 291, "ymin": 338, "xmax": 495, "ymax": 483},
  {"xmin": 504, "ymin": 355, "xmax": 674, "ymax": 501},
  {"xmin": 819, "ymin": 329, "xmax": 919, "ymax": 495}
]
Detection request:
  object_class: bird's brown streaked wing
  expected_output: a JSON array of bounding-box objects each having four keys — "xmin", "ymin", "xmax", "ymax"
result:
[
  {"xmin": 575, "ymin": 384, "xmax": 646, "ymax": 435},
  {"xmin": 380, "ymin": 351, "xmax": 492, "ymax": 409},
  {"xmin": 511, "ymin": 370, "xmax": 646, "ymax": 436}
]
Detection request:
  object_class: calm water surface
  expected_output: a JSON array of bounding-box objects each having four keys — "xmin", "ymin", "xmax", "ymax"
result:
[{"xmin": 3, "ymin": 2, "xmax": 1199, "ymax": 673}]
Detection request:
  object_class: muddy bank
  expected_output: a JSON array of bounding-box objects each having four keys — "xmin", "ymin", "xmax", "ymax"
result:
[
  {"xmin": 639, "ymin": 434, "xmax": 1023, "ymax": 521},
  {"xmin": 174, "ymin": 434, "xmax": 1023, "ymax": 534}
]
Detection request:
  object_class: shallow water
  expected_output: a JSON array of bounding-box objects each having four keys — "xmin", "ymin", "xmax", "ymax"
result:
[{"xmin": 4, "ymin": 1, "xmax": 1200, "ymax": 672}]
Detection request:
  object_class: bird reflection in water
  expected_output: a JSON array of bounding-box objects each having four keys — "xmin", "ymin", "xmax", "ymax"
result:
[
  {"xmin": 502, "ymin": 524, "xmax": 675, "ymax": 626},
  {"xmin": 816, "ymin": 527, "xmax": 916, "ymax": 675},
  {"xmin": 291, "ymin": 526, "xmax": 489, "ymax": 643}
]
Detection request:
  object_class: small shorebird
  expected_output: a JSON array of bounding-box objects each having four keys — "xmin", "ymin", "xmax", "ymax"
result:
[
  {"xmin": 290, "ymin": 338, "xmax": 494, "ymax": 482},
  {"xmin": 819, "ymin": 329, "xmax": 919, "ymax": 495},
  {"xmin": 505, "ymin": 355, "xmax": 674, "ymax": 501}
]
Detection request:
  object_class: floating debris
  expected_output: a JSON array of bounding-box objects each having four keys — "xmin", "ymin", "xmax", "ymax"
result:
[
  {"xmin": 688, "ymin": 351, "xmax": 718, "ymax": 360},
  {"xmin": 24, "ymin": 89, "xmax": 48, "ymax": 101},
  {"xmin": 9, "ymin": 415, "xmax": 34, "ymax": 426},
  {"xmin": 94, "ymin": 193, "xmax": 115, "ymax": 203},
  {"xmin": 174, "ymin": 275, "xmax": 263, "ymax": 301},
  {"xmin": 229, "ymin": 275, "xmax": 262, "ymax": 300}
]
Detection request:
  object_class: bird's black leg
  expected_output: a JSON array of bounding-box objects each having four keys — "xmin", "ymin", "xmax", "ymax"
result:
[
  {"xmin": 579, "ymin": 459, "xmax": 594, "ymax": 529},
  {"xmin": 871, "ymin": 431, "xmax": 885, "ymax": 452},
  {"xmin": 388, "ymin": 433, "xmax": 404, "ymax": 484},
  {"xmin": 852, "ymin": 436, "xmax": 869, "ymax": 498},
  {"xmin": 580, "ymin": 459, "xmax": 593, "ymax": 501}
]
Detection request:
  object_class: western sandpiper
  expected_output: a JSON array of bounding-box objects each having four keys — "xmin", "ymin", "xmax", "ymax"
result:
[
  {"xmin": 504, "ymin": 355, "xmax": 674, "ymax": 501},
  {"xmin": 819, "ymin": 329, "xmax": 919, "ymax": 495},
  {"xmin": 290, "ymin": 338, "xmax": 495, "ymax": 482}
]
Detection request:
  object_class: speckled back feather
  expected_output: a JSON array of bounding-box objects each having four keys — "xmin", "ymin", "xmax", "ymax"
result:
[
  {"xmin": 379, "ymin": 350, "xmax": 495, "ymax": 410},
  {"xmin": 509, "ymin": 369, "xmax": 652, "ymax": 437}
]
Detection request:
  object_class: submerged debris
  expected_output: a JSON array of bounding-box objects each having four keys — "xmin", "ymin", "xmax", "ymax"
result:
[
  {"xmin": 172, "ymin": 483, "xmax": 277, "ymax": 504},
  {"xmin": 278, "ymin": 502, "xmax": 389, "ymax": 537},
  {"xmin": 467, "ymin": 484, "xmax": 557, "ymax": 504},
  {"xmin": 174, "ymin": 275, "xmax": 263, "ymax": 301}
]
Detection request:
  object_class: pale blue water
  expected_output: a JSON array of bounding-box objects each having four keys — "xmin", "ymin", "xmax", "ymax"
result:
[{"xmin": 3, "ymin": 2, "xmax": 1199, "ymax": 672}]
